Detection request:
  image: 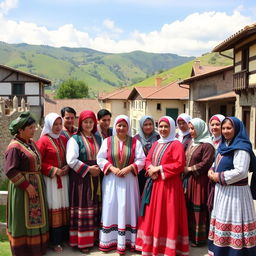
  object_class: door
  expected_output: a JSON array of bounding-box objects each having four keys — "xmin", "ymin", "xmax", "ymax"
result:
[{"xmin": 166, "ymin": 108, "xmax": 178, "ymax": 121}]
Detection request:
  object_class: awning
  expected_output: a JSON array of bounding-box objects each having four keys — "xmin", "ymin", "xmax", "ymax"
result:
[{"xmin": 196, "ymin": 91, "xmax": 236, "ymax": 102}]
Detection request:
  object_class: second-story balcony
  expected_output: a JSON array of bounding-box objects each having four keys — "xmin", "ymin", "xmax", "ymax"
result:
[{"xmin": 233, "ymin": 70, "xmax": 248, "ymax": 91}]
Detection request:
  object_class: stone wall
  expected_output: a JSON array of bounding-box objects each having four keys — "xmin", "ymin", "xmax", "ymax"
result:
[{"xmin": 0, "ymin": 97, "xmax": 42, "ymax": 181}]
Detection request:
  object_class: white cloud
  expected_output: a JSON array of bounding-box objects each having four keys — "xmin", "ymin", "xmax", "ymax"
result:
[
  {"xmin": 0, "ymin": 7, "xmax": 253, "ymax": 56},
  {"xmin": 0, "ymin": 0, "xmax": 17, "ymax": 16}
]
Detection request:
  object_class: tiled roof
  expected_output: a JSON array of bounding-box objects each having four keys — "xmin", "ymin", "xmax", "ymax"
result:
[
  {"xmin": 213, "ymin": 23, "xmax": 256, "ymax": 52},
  {"xmin": 98, "ymin": 88, "xmax": 131, "ymax": 100},
  {"xmin": 44, "ymin": 98, "xmax": 101, "ymax": 117},
  {"xmin": 181, "ymin": 65, "xmax": 233, "ymax": 84},
  {"xmin": 0, "ymin": 64, "xmax": 51, "ymax": 84},
  {"xmin": 196, "ymin": 91, "xmax": 236, "ymax": 102},
  {"xmin": 192, "ymin": 65, "xmax": 226, "ymax": 76},
  {"xmin": 128, "ymin": 81, "xmax": 189, "ymax": 100}
]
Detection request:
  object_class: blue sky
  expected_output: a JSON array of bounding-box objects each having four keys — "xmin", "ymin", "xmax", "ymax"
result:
[{"xmin": 0, "ymin": 0, "xmax": 255, "ymax": 56}]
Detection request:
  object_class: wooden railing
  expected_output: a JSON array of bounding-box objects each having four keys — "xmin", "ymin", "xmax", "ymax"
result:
[{"xmin": 233, "ymin": 70, "xmax": 248, "ymax": 91}]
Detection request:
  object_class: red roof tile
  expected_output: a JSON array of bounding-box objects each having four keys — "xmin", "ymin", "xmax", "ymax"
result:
[{"xmin": 98, "ymin": 88, "xmax": 131, "ymax": 100}]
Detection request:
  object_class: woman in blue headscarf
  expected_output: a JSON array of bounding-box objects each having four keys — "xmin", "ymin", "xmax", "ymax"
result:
[
  {"xmin": 208, "ymin": 117, "xmax": 256, "ymax": 256},
  {"xmin": 134, "ymin": 116, "xmax": 159, "ymax": 194}
]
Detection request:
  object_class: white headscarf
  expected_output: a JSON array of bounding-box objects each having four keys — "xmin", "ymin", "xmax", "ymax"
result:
[
  {"xmin": 112, "ymin": 115, "xmax": 131, "ymax": 136},
  {"xmin": 209, "ymin": 114, "xmax": 225, "ymax": 140},
  {"xmin": 176, "ymin": 113, "xmax": 192, "ymax": 138},
  {"xmin": 41, "ymin": 112, "xmax": 63, "ymax": 139},
  {"xmin": 158, "ymin": 116, "xmax": 177, "ymax": 144}
]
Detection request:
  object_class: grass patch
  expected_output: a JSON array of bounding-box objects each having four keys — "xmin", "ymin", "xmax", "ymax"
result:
[
  {"xmin": 0, "ymin": 179, "xmax": 8, "ymax": 191},
  {"xmin": 0, "ymin": 241, "xmax": 11, "ymax": 256},
  {"xmin": 0, "ymin": 205, "xmax": 6, "ymax": 223}
]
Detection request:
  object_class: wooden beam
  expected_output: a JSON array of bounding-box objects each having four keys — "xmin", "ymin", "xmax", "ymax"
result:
[{"xmin": 1, "ymin": 71, "xmax": 15, "ymax": 82}]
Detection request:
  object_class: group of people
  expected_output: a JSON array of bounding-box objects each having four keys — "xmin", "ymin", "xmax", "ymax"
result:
[{"xmin": 4, "ymin": 107, "xmax": 256, "ymax": 256}]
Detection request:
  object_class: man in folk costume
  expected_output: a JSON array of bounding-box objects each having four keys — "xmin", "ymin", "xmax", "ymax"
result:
[
  {"xmin": 61, "ymin": 106, "xmax": 77, "ymax": 139},
  {"xmin": 95, "ymin": 109, "xmax": 113, "ymax": 141}
]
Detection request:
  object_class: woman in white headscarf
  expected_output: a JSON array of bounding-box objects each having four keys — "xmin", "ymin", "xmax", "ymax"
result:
[
  {"xmin": 97, "ymin": 115, "xmax": 145, "ymax": 255},
  {"xmin": 208, "ymin": 114, "xmax": 225, "ymax": 149},
  {"xmin": 185, "ymin": 118, "xmax": 215, "ymax": 247},
  {"xmin": 136, "ymin": 116, "xmax": 189, "ymax": 256},
  {"xmin": 36, "ymin": 112, "xmax": 69, "ymax": 253},
  {"xmin": 176, "ymin": 113, "xmax": 192, "ymax": 151}
]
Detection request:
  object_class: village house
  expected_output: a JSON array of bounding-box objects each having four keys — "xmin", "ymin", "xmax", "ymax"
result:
[
  {"xmin": 212, "ymin": 23, "xmax": 256, "ymax": 151},
  {"xmin": 127, "ymin": 78, "xmax": 189, "ymax": 135},
  {"xmin": 44, "ymin": 97, "xmax": 101, "ymax": 124},
  {"xmin": 0, "ymin": 64, "xmax": 51, "ymax": 122},
  {"xmin": 179, "ymin": 60, "xmax": 235, "ymax": 122},
  {"xmin": 98, "ymin": 87, "xmax": 131, "ymax": 123}
]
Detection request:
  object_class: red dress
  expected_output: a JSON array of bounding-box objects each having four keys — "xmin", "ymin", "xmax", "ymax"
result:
[{"xmin": 136, "ymin": 140, "xmax": 189, "ymax": 256}]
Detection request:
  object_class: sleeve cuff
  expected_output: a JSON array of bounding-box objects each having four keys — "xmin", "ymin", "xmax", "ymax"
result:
[
  {"xmin": 218, "ymin": 172, "xmax": 226, "ymax": 185},
  {"xmin": 160, "ymin": 165, "xmax": 165, "ymax": 180},
  {"xmin": 103, "ymin": 162, "xmax": 112, "ymax": 175},
  {"xmin": 19, "ymin": 180, "xmax": 30, "ymax": 190}
]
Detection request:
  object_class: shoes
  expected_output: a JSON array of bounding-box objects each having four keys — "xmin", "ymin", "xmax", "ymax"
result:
[{"xmin": 53, "ymin": 244, "xmax": 63, "ymax": 253}]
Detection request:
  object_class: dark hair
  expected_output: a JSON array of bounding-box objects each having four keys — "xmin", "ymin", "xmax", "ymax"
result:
[
  {"xmin": 19, "ymin": 117, "xmax": 36, "ymax": 131},
  {"xmin": 97, "ymin": 109, "xmax": 112, "ymax": 120},
  {"xmin": 61, "ymin": 107, "xmax": 76, "ymax": 117},
  {"xmin": 222, "ymin": 118, "xmax": 234, "ymax": 126}
]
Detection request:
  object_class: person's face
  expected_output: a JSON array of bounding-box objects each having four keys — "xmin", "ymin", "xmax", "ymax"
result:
[
  {"xmin": 177, "ymin": 120, "xmax": 189, "ymax": 133},
  {"xmin": 98, "ymin": 115, "xmax": 111, "ymax": 130},
  {"xmin": 188, "ymin": 123, "xmax": 197, "ymax": 138},
  {"xmin": 52, "ymin": 117, "xmax": 62, "ymax": 134},
  {"xmin": 142, "ymin": 119, "xmax": 154, "ymax": 136},
  {"xmin": 210, "ymin": 119, "xmax": 221, "ymax": 137},
  {"xmin": 63, "ymin": 111, "xmax": 75, "ymax": 129},
  {"xmin": 222, "ymin": 120, "xmax": 235, "ymax": 141},
  {"xmin": 19, "ymin": 123, "xmax": 36, "ymax": 140},
  {"xmin": 158, "ymin": 121, "xmax": 170, "ymax": 138},
  {"xmin": 116, "ymin": 120, "xmax": 128, "ymax": 137},
  {"xmin": 81, "ymin": 118, "xmax": 94, "ymax": 134}
]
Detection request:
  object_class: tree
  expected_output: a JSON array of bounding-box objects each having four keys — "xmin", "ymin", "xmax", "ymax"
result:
[{"xmin": 56, "ymin": 79, "xmax": 89, "ymax": 99}]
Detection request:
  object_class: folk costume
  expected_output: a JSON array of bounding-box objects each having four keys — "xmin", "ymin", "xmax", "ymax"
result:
[
  {"xmin": 66, "ymin": 110, "xmax": 102, "ymax": 250},
  {"xmin": 136, "ymin": 116, "xmax": 189, "ymax": 256},
  {"xmin": 209, "ymin": 114, "xmax": 225, "ymax": 149},
  {"xmin": 95, "ymin": 125, "xmax": 113, "ymax": 141},
  {"xmin": 97, "ymin": 115, "xmax": 145, "ymax": 254},
  {"xmin": 176, "ymin": 113, "xmax": 192, "ymax": 151},
  {"xmin": 4, "ymin": 112, "xmax": 49, "ymax": 256},
  {"xmin": 185, "ymin": 118, "xmax": 215, "ymax": 246},
  {"xmin": 61, "ymin": 126, "xmax": 77, "ymax": 140},
  {"xmin": 208, "ymin": 117, "xmax": 256, "ymax": 256},
  {"xmin": 36, "ymin": 113, "xmax": 69, "ymax": 247},
  {"xmin": 134, "ymin": 115, "xmax": 159, "ymax": 195}
]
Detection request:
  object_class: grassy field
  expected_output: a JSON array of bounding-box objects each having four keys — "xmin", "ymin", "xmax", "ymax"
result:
[{"xmin": 0, "ymin": 241, "xmax": 11, "ymax": 256}]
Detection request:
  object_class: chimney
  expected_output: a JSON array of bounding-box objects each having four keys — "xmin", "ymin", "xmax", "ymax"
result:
[
  {"xmin": 194, "ymin": 60, "xmax": 201, "ymax": 70},
  {"xmin": 155, "ymin": 77, "xmax": 162, "ymax": 87}
]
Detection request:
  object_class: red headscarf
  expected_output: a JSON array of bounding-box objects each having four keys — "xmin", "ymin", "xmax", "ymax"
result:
[{"xmin": 77, "ymin": 110, "xmax": 97, "ymax": 134}]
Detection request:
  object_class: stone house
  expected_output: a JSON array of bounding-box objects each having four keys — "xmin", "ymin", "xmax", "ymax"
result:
[
  {"xmin": 0, "ymin": 64, "xmax": 51, "ymax": 122},
  {"xmin": 179, "ymin": 61, "xmax": 235, "ymax": 121},
  {"xmin": 213, "ymin": 23, "xmax": 256, "ymax": 151},
  {"xmin": 127, "ymin": 79, "xmax": 189, "ymax": 135}
]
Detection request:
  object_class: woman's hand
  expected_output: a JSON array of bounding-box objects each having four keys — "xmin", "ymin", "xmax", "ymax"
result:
[
  {"xmin": 208, "ymin": 169, "xmax": 219, "ymax": 182},
  {"xmin": 89, "ymin": 165, "xmax": 101, "ymax": 177},
  {"xmin": 55, "ymin": 168, "xmax": 63, "ymax": 176},
  {"xmin": 118, "ymin": 166, "xmax": 132, "ymax": 177},
  {"xmin": 61, "ymin": 165, "xmax": 69, "ymax": 176},
  {"xmin": 147, "ymin": 165, "xmax": 160, "ymax": 177},
  {"xmin": 110, "ymin": 166, "xmax": 121, "ymax": 176},
  {"xmin": 151, "ymin": 173, "xmax": 159, "ymax": 180},
  {"xmin": 26, "ymin": 184, "xmax": 38, "ymax": 199}
]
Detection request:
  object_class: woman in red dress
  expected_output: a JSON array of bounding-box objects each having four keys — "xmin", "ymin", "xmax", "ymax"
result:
[{"xmin": 136, "ymin": 116, "xmax": 189, "ymax": 256}]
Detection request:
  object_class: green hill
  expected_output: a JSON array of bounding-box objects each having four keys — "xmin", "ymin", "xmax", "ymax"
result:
[
  {"xmin": 131, "ymin": 50, "xmax": 233, "ymax": 87},
  {"xmin": 0, "ymin": 42, "xmax": 194, "ymax": 94}
]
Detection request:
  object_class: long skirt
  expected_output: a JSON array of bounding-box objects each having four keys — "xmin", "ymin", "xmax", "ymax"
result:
[
  {"xmin": 44, "ymin": 174, "xmax": 69, "ymax": 245},
  {"xmin": 69, "ymin": 165, "xmax": 101, "ymax": 249},
  {"xmin": 136, "ymin": 177, "xmax": 189, "ymax": 256},
  {"xmin": 7, "ymin": 173, "xmax": 49, "ymax": 256},
  {"xmin": 208, "ymin": 184, "xmax": 256, "ymax": 256},
  {"xmin": 99, "ymin": 172, "xmax": 140, "ymax": 254},
  {"xmin": 187, "ymin": 173, "xmax": 209, "ymax": 245}
]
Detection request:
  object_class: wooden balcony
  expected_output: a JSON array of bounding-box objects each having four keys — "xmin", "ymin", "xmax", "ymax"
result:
[{"xmin": 233, "ymin": 70, "xmax": 248, "ymax": 91}]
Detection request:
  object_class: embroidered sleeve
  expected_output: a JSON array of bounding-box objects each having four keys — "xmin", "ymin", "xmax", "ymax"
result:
[
  {"xmin": 133, "ymin": 140, "xmax": 146, "ymax": 174},
  {"xmin": 66, "ymin": 137, "xmax": 89, "ymax": 178},
  {"xmin": 221, "ymin": 150, "xmax": 250, "ymax": 185},
  {"xmin": 97, "ymin": 138, "xmax": 112, "ymax": 175},
  {"xmin": 4, "ymin": 148, "xmax": 30, "ymax": 190}
]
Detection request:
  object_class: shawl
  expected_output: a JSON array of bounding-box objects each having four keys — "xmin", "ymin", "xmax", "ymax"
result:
[
  {"xmin": 189, "ymin": 118, "xmax": 212, "ymax": 145},
  {"xmin": 41, "ymin": 113, "xmax": 62, "ymax": 139},
  {"xmin": 176, "ymin": 113, "xmax": 191, "ymax": 138},
  {"xmin": 112, "ymin": 115, "xmax": 131, "ymax": 136},
  {"xmin": 77, "ymin": 110, "xmax": 97, "ymax": 134},
  {"xmin": 158, "ymin": 116, "xmax": 177, "ymax": 144},
  {"xmin": 209, "ymin": 114, "xmax": 225, "ymax": 143}
]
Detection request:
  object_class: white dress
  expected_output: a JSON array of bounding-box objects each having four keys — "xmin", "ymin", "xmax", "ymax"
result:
[{"xmin": 97, "ymin": 136, "xmax": 145, "ymax": 253}]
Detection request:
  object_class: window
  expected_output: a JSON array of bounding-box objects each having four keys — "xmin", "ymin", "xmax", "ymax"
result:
[
  {"xmin": 12, "ymin": 83, "xmax": 25, "ymax": 95},
  {"xmin": 242, "ymin": 106, "xmax": 250, "ymax": 136},
  {"xmin": 123, "ymin": 102, "xmax": 127, "ymax": 109},
  {"xmin": 220, "ymin": 105, "xmax": 227, "ymax": 116},
  {"xmin": 242, "ymin": 47, "xmax": 249, "ymax": 70},
  {"xmin": 157, "ymin": 103, "xmax": 161, "ymax": 111}
]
